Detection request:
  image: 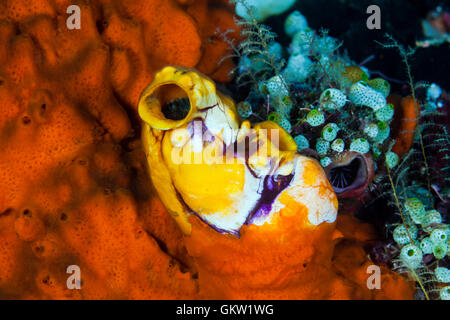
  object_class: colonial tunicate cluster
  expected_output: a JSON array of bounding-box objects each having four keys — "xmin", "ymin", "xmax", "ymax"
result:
[
  {"xmin": 391, "ymin": 196, "xmax": 449, "ymax": 298},
  {"xmin": 235, "ymin": 0, "xmax": 296, "ymax": 22}
]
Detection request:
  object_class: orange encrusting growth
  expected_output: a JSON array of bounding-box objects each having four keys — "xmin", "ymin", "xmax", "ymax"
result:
[{"xmin": 181, "ymin": 146, "xmax": 412, "ymax": 300}]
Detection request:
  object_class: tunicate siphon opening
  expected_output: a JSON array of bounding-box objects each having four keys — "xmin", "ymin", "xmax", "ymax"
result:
[{"xmin": 148, "ymin": 84, "xmax": 190, "ymax": 121}]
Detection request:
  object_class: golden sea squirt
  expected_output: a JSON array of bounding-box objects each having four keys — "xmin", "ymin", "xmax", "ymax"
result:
[{"xmin": 138, "ymin": 66, "xmax": 338, "ymax": 236}]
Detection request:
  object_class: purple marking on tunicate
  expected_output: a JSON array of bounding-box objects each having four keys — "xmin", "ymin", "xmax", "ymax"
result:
[
  {"xmin": 266, "ymin": 177, "xmax": 274, "ymax": 191},
  {"xmin": 246, "ymin": 173, "xmax": 294, "ymax": 225}
]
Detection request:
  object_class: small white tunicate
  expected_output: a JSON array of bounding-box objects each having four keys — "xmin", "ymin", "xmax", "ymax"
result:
[{"xmin": 427, "ymin": 83, "xmax": 442, "ymax": 101}]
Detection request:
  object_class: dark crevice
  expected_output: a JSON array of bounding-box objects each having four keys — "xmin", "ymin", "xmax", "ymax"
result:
[
  {"xmin": 95, "ymin": 20, "xmax": 107, "ymax": 34},
  {"xmin": 246, "ymin": 173, "xmax": 294, "ymax": 225},
  {"xmin": 22, "ymin": 116, "xmax": 31, "ymax": 125}
]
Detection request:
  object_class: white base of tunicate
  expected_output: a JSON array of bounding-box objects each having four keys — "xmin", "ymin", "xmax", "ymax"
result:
[
  {"xmin": 349, "ymin": 81, "xmax": 387, "ymax": 111},
  {"xmin": 284, "ymin": 10, "xmax": 309, "ymax": 37},
  {"xmin": 427, "ymin": 83, "xmax": 442, "ymax": 101},
  {"xmin": 253, "ymin": 156, "xmax": 338, "ymax": 227}
]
